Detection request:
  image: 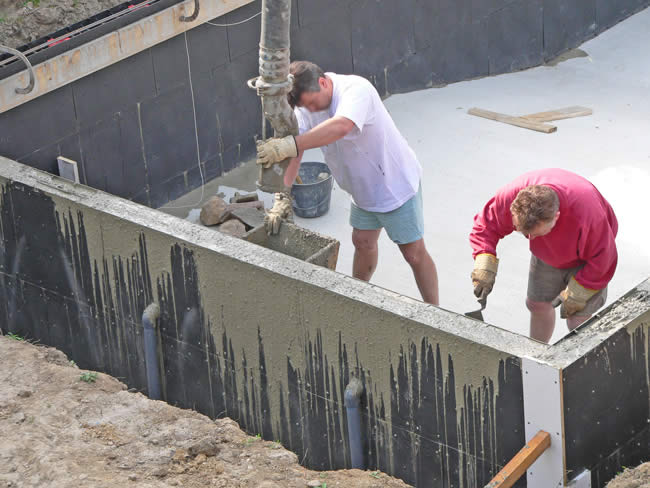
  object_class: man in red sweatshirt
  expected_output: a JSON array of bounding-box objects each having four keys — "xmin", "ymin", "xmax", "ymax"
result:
[{"xmin": 469, "ymin": 168, "xmax": 618, "ymax": 343}]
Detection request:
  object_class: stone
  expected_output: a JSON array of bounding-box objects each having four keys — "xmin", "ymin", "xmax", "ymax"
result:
[
  {"xmin": 255, "ymin": 482, "xmax": 281, "ymax": 488},
  {"xmin": 33, "ymin": 7, "xmax": 61, "ymax": 24},
  {"xmin": 230, "ymin": 192, "xmax": 259, "ymax": 204},
  {"xmin": 267, "ymin": 450, "xmax": 298, "ymax": 463},
  {"xmin": 200, "ymin": 196, "xmax": 228, "ymax": 226},
  {"xmin": 11, "ymin": 412, "xmax": 25, "ymax": 424},
  {"xmin": 218, "ymin": 220, "xmax": 246, "ymax": 238},
  {"xmin": 188, "ymin": 437, "xmax": 220, "ymax": 457},
  {"xmin": 307, "ymin": 481, "xmax": 324, "ymax": 487},
  {"xmin": 229, "ymin": 207, "xmax": 265, "ymax": 229}
]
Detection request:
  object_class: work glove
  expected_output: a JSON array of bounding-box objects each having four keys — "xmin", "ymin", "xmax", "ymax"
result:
[
  {"xmin": 256, "ymin": 136, "xmax": 298, "ymax": 168},
  {"xmin": 551, "ymin": 277, "xmax": 598, "ymax": 318},
  {"xmin": 264, "ymin": 192, "xmax": 293, "ymax": 235},
  {"xmin": 471, "ymin": 253, "xmax": 499, "ymax": 301}
]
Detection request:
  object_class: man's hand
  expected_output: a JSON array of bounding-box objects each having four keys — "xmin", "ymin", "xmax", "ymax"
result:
[
  {"xmin": 471, "ymin": 253, "xmax": 499, "ymax": 300},
  {"xmin": 256, "ymin": 136, "xmax": 298, "ymax": 168},
  {"xmin": 551, "ymin": 277, "xmax": 598, "ymax": 318},
  {"xmin": 264, "ymin": 192, "xmax": 293, "ymax": 235}
]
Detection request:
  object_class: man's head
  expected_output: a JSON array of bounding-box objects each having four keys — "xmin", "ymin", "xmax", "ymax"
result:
[
  {"xmin": 288, "ymin": 61, "xmax": 333, "ymax": 112},
  {"xmin": 510, "ymin": 185, "xmax": 560, "ymax": 239}
]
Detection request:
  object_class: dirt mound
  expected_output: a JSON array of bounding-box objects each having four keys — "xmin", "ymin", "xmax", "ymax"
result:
[
  {"xmin": 0, "ymin": 0, "xmax": 126, "ymax": 49},
  {"xmin": 0, "ymin": 335, "xmax": 411, "ymax": 488},
  {"xmin": 606, "ymin": 463, "xmax": 650, "ymax": 488}
]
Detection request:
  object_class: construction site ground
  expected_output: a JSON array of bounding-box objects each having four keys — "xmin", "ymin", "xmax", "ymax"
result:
[
  {"xmin": 0, "ymin": 0, "xmax": 126, "ymax": 48},
  {"xmin": 0, "ymin": 334, "xmax": 647, "ymax": 487},
  {"xmin": 0, "ymin": 334, "xmax": 412, "ymax": 488}
]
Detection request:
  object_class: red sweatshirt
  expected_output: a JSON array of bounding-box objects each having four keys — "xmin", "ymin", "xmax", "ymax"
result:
[{"xmin": 470, "ymin": 168, "xmax": 618, "ymax": 290}]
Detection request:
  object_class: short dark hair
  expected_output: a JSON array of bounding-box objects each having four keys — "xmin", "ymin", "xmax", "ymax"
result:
[
  {"xmin": 288, "ymin": 61, "xmax": 325, "ymax": 108},
  {"xmin": 510, "ymin": 185, "xmax": 559, "ymax": 233}
]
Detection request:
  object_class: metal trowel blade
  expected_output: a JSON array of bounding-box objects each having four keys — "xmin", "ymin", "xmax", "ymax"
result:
[
  {"xmin": 464, "ymin": 309, "xmax": 484, "ymax": 320},
  {"xmin": 465, "ymin": 296, "xmax": 487, "ymax": 321}
]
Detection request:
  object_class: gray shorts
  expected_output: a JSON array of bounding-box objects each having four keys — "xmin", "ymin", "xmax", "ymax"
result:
[
  {"xmin": 349, "ymin": 185, "xmax": 424, "ymax": 245},
  {"xmin": 527, "ymin": 255, "xmax": 607, "ymax": 316}
]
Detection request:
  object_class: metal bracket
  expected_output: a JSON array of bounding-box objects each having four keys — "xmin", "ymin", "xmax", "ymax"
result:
[
  {"xmin": 0, "ymin": 45, "xmax": 35, "ymax": 94},
  {"xmin": 179, "ymin": 0, "xmax": 199, "ymax": 22},
  {"xmin": 247, "ymin": 74, "xmax": 294, "ymax": 97}
]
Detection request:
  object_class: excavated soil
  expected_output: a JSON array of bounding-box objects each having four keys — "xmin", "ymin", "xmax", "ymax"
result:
[
  {"xmin": 0, "ymin": 0, "xmax": 126, "ymax": 49},
  {"xmin": 0, "ymin": 335, "xmax": 412, "ymax": 488},
  {"xmin": 606, "ymin": 463, "xmax": 650, "ymax": 488}
]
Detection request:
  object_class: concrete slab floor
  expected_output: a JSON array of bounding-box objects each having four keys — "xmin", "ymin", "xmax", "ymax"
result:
[{"xmin": 161, "ymin": 7, "xmax": 650, "ymax": 344}]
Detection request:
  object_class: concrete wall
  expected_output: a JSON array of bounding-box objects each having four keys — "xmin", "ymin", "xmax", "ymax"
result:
[
  {"xmin": 0, "ymin": 157, "xmax": 537, "ymax": 487},
  {"xmin": 559, "ymin": 289, "xmax": 650, "ymax": 487},
  {"xmin": 1, "ymin": 158, "xmax": 649, "ymax": 487},
  {"xmin": 1, "ymin": 0, "xmax": 648, "ymax": 208}
]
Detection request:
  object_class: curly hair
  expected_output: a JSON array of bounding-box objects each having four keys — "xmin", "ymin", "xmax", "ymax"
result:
[
  {"xmin": 288, "ymin": 61, "xmax": 325, "ymax": 108},
  {"xmin": 510, "ymin": 185, "xmax": 559, "ymax": 233}
]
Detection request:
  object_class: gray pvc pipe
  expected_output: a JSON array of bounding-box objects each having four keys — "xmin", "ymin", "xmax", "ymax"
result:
[
  {"xmin": 142, "ymin": 303, "xmax": 161, "ymax": 400},
  {"xmin": 344, "ymin": 377, "xmax": 365, "ymax": 469}
]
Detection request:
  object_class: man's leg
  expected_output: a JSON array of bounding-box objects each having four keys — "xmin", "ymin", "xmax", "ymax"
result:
[
  {"xmin": 398, "ymin": 239, "xmax": 439, "ymax": 305},
  {"xmin": 352, "ymin": 228, "xmax": 381, "ymax": 281},
  {"xmin": 526, "ymin": 298, "xmax": 556, "ymax": 343},
  {"xmin": 526, "ymin": 255, "xmax": 566, "ymax": 343}
]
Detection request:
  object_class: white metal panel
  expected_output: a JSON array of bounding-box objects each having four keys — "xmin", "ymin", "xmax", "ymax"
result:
[{"xmin": 522, "ymin": 357, "xmax": 565, "ymax": 487}]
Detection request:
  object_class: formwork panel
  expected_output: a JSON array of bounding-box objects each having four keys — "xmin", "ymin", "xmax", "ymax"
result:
[
  {"xmin": 0, "ymin": 159, "xmax": 541, "ymax": 488},
  {"xmin": 562, "ymin": 300, "xmax": 650, "ymax": 487}
]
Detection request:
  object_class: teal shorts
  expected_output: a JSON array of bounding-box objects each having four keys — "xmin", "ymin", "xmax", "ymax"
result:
[{"xmin": 349, "ymin": 185, "xmax": 424, "ymax": 245}]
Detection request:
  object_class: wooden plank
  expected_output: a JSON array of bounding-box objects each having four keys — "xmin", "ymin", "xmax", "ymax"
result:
[
  {"xmin": 468, "ymin": 108, "xmax": 557, "ymax": 134},
  {"xmin": 523, "ymin": 106, "xmax": 593, "ymax": 122},
  {"xmin": 484, "ymin": 430, "xmax": 552, "ymax": 488}
]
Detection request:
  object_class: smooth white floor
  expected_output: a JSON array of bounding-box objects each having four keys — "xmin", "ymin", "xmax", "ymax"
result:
[{"xmin": 164, "ymin": 7, "xmax": 650, "ymax": 343}]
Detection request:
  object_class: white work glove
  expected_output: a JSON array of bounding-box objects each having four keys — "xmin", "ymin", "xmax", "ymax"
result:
[
  {"xmin": 264, "ymin": 192, "xmax": 293, "ymax": 235},
  {"xmin": 551, "ymin": 277, "xmax": 598, "ymax": 318},
  {"xmin": 471, "ymin": 253, "xmax": 499, "ymax": 301},
  {"xmin": 256, "ymin": 136, "xmax": 298, "ymax": 168}
]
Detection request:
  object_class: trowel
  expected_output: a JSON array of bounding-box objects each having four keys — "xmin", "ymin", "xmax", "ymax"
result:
[{"xmin": 465, "ymin": 295, "xmax": 487, "ymax": 321}]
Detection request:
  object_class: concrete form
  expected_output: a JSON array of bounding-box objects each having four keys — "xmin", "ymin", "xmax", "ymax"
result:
[
  {"xmin": 0, "ymin": 157, "xmax": 648, "ymax": 488},
  {"xmin": 0, "ymin": 1, "xmax": 649, "ymax": 486}
]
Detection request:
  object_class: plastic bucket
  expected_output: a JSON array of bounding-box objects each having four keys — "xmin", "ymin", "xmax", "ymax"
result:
[{"xmin": 291, "ymin": 162, "xmax": 333, "ymax": 218}]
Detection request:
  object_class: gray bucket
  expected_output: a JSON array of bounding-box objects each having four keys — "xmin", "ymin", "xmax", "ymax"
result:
[{"xmin": 291, "ymin": 162, "xmax": 333, "ymax": 218}]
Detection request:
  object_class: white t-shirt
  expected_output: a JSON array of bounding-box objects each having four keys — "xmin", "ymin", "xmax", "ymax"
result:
[{"xmin": 294, "ymin": 73, "xmax": 422, "ymax": 213}]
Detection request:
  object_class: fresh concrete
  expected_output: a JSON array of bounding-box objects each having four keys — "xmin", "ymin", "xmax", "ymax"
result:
[{"xmin": 164, "ymin": 7, "xmax": 650, "ymax": 344}]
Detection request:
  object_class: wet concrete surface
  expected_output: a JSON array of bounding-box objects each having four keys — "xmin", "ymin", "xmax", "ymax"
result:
[{"xmin": 162, "ymin": 7, "xmax": 650, "ymax": 344}]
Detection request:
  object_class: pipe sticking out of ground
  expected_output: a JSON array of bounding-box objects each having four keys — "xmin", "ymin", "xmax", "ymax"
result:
[
  {"xmin": 344, "ymin": 378, "xmax": 365, "ymax": 469},
  {"xmin": 142, "ymin": 303, "xmax": 162, "ymax": 400}
]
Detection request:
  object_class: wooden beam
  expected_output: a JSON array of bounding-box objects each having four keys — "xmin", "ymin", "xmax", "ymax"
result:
[
  {"xmin": 467, "ymin": 108, "xmax": 557, "ymax": 133},
  {"xmin": 484, "ymin": 430, "xmax": 552, "ymax": 488},
  {"xmin": 523, "ymin": 106, "xmax": 593, "ymax": 122}
]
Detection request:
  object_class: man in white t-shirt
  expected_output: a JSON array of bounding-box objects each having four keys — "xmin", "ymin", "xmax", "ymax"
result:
[{"xmin": 256, "ymin": 61, "xmax": 439, "ymax": 305}]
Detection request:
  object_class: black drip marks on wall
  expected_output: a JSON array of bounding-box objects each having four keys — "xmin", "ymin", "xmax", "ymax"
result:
[
  {"xmin": 0, "ymin": 181, "xmax": 526, "ymax": 487},
  {"xmin": 563, "ymin": 310, "xmax": 650, "ymax": 488}
]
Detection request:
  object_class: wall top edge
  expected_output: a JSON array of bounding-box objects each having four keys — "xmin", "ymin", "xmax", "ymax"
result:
[{"xmin": 540, "ymin": 279, "xmax": 650, "ymax": 368}]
